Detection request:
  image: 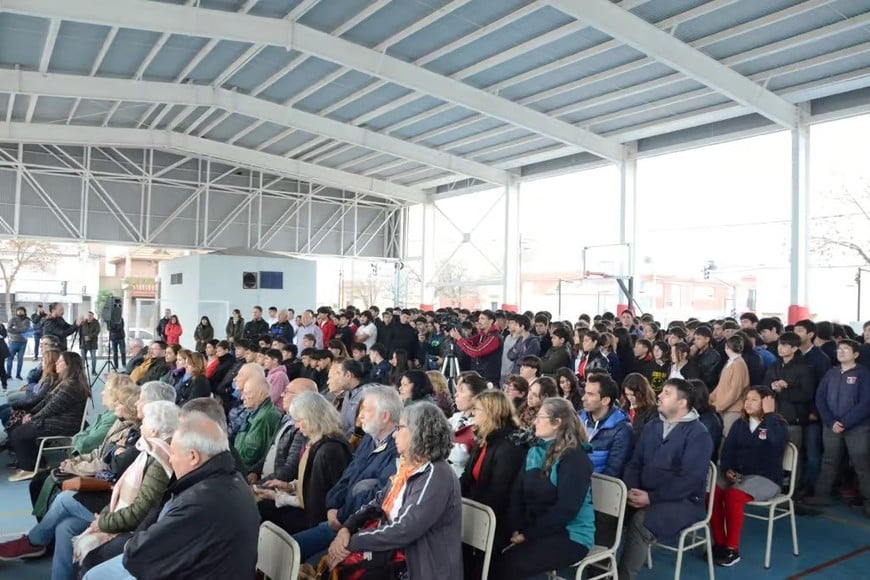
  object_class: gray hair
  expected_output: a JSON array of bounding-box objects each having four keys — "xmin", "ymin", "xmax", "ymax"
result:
[
  {"xmin": 173, "ymin": 412, "xmax": 229, "ymax": 457},
  {"xmin": 181, "ymin": 397, "xmax": 229, "ymax": 435},
  {"xmin": 288, "ymin": 391, "xmax": 343, "ymax": 440},
  {"xmin": 402, "ymin": 401, "xmax": 453, "ymax": 462},
  {"xmin": 142, "ymin": 401, "xmax": 180, "ymax": 439},
  {"xmin": 129, "ymin": 338, "xmax": 144, "ymax": 348},
  {"xmin": 363, "ymin": 385, "xmax": 402, "ymax": 424},
  {"xmin": 141, "ymin": 381, "xmax": 177, "ymax": 404}
]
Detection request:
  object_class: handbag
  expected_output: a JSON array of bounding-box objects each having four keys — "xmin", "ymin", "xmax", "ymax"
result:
[
  {"xmin": 314, "ymin": 520, "xmax": 406, "ymax": 580},
  {"xmin": 61, "ymin": 477, "xmax": 113, "ymax": 493}
]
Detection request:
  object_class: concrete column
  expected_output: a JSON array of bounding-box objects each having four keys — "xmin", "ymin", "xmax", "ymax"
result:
[
  {"xmin": 419, "ymin": 200, "xmax": 437, "ymax": 310},
  {"xmin": 789, "ymin": 104, "xmax": 810, "ymax": 324},
  {"xmin": 502, "ymin": 178, "xmax": 521, "ymax": 311},
  {"xmin": 618, "ymin": 145, "xmax": 637, "ymax": 314}
]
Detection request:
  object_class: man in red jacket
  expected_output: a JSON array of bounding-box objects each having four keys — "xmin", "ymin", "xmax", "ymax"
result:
[{"xmin": 450, "ymin": 310, "xmax": 503, "ymax": 385}]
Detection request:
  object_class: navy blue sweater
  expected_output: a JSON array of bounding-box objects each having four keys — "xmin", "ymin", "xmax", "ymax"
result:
[
  {"xmin": 816, "ymin": 364, "xmax": 870, "ymax": 430},
  {"xmin": 325, "ymin": 433, "xmax": 398, "ymax": 522},
  {"xmin": 720, "ymin": 414, "xmax": 788, "ymax": 485},
  {"xmin": 623, "ymin": 416, "xmax": 713, "ymax": 540}
]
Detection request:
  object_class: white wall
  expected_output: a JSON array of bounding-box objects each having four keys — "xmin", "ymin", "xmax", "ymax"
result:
[{"xmin": 158, "ymin": 254, "xmax": 316, "ymax": 345}]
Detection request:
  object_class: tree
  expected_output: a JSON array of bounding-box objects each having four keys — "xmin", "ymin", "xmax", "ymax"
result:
[
  {"xmin": 0, "ymin": 239, "xmax": 55, "ymax": 317},
  {"xmin": 347, "ymin": 276, "xmax": 392, "ymax": 308},
  {"xmin": 811, "ymin": 183, "xmax": 870, "ymax": 267},
  {"xmin": 435, "ymin": 260, "xmax": 469, "ymax": 307}
]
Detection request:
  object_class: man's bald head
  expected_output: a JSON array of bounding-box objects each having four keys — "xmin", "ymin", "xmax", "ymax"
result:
[
  {"xmin": 236, "ymin": 362, "xmax": 264, "ymax": 391},
  {"xmin": 243, "ymin": 376, "xmax": 270, "ymax": 410},
  {"xmin": 281, "ymin": 377, "xmax": 318, "ymax": 412}
]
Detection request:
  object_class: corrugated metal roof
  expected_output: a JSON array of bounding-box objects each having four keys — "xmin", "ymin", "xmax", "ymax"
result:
[{"xmin": 0, "ymin": 0, "xmax": 868, "ymax": 203}]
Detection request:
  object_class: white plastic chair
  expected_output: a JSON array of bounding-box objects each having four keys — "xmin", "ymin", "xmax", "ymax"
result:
[
  {"xmin": 745, "ymin": 441, "xmax": 800, "ymax": 568},
  {"xmin": 257, "ymin": 521, "xmax": 301, "ymax": 580},
  {"xmin": 547, "ymin": 473, "xmax": 628, "ymax": 580},
  {"xmin": 34, "ymin": 397, "xmax": 92, "ymax": 471},
  {"xmin": 461, "ymin": 498, "xmax": 497, "ymax": 580},
  {"xmin": 647, "ymin": 461, "xmax": 717, "ymax": 580}
]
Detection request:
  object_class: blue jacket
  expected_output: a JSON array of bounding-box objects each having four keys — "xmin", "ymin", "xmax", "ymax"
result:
[
  {"xmin": 623, "ymin": 413, "xmax": 713, "ymax": 540},
  {"xmin": 755, "ymin": 346, "xmax": 777, "ymax": 369},
  {"xmin": 816, "ymin": 364, "xmax": 870, "ymax": 430},
  {"xmin": 721, "ymin": 414, "xmax": 788, "ymax": 485},
  {"xmin": 579, "ymin": 407, "xmax": 633, "ymax": 478},
  {"xmin": 509, "ymin": 440, "xmax": 595, "ymax": 548},
  {"xmin": 325, "ymin": 432, "xmax": 398, "ymax": 522}
]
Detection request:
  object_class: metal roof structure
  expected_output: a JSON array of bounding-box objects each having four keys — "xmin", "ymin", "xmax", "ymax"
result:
[{"xmin": 0, "ymin": 0, "xmax": 868, "ymax": 256}]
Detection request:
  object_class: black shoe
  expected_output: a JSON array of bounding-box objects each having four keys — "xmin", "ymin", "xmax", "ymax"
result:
[
  {"xmin": 14, "ymin": 376, "xmax": 22, "ymax": 381},
  {"xmin": 715, "ymin": 547, "xmax": 741, "ymax": 567}
]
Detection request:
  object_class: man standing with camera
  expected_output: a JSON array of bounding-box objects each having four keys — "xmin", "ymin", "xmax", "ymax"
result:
[
  {"xmin": 30, "ymin": 304, "xmax": 46, "ymax": 361},
  {"xmin": 450, "ymin": 310, "xmax": 503, "ymax": 385}
]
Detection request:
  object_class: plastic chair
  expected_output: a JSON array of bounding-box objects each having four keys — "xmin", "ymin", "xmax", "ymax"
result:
[
  {"xmin": 547, "ymin": 473, "xmax": 628, "ymax": 580},
  {"xmin": 461, "ymin": 498, "xmax": 497, "ymax": 580},
  {"xmin": 745, "ymin": 441, "xmax": 799, "ymax": 568},
  {"xmin": 257, "ymin": 521, "xmax": 301, "ymax": 580},
  {"xmin": 647, "ymin": 461, "xmax": 717, "ymax": 580},
  {"xmin": 34, "ymin": 397, "xmax": 92, "ymax": 471}
]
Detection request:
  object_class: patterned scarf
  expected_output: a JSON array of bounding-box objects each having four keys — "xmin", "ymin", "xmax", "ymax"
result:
[{"xmin": 72, "ymin": 436, "xmax": 173, "ymax": 563}]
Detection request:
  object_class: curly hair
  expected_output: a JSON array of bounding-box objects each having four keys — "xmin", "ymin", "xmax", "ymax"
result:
[
  {"xmin": 108, "ymin": 373, "xmax": 140, "ymax": 420},
  {"xmin": 403, "ymin": 401, "xmax": 453, "ymax": 462},
  {"xmin": 539, "ymin": 397, "xmax": 588, "ymax": 477}
]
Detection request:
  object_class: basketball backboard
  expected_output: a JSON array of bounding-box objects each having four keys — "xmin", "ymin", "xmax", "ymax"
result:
[{"xmin": 582, "ymin": 243, "xmax": 631, "ymax": 279}]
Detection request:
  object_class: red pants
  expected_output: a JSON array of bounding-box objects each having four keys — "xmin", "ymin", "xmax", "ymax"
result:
[{"xmin": 710, "ymin": 485, "xmax": 754, "ymax": 549}]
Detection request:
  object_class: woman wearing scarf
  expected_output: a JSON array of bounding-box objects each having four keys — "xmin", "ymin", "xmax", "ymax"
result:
[
  {"xmin": 326, "ymin": 401, "xmax": 462, "ymax": 580},
  {"xmin": 0, "ymin": 401, "xmax": 178, "ymax": 580}
]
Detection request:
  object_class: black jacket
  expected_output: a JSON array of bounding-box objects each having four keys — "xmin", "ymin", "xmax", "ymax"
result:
[
  {"xmin": 139, "ymin": 358, "xmax": 171, "ymax": 386},
  {"xmin": 691, "ymin": 347, "xmax": 721, "ymax": 389},
  {"xmin": 390, "ymin": 322, "xmax": 419, "ymax": 359},
  {"xmin": 30, "ymin": 381, "xmax": 89, "ymax": 436},
  {"xmin": 208, "ymin": 353, "xmax": 235, "ymax": 392},
  {"xmin": 460, "ymin": 428, "xmax": 526, "ymax": 546},
  {"xmin": 176, "ymin": 376, "xmax": 212, "ymax": 406},
  {"xmin": 540, "ymin": 346, "xmax": 572, "ymax": 376},
  {"xmin": 251, "ymin": 417, "xmax": 306, "ymax": 482},
  {"xmin": 763, "ymin": 353, "xmax": 816, "ymax": 425},
  {"xmin": 742, "ymin": 350, "xmax": 766, "ymax": 386},
  {"xmin": 155, "ymin": 317, "xmax": 170, "ymax": 341},
  {"xmin": 124, "ymin": 451, "xmax": 260, "ymax": 580},
  {"xmin": 243, "ymin": 318, "xmax": 270, "ymax": 341},
  {"xmin": 215, "ymin": 358, "xmax": 244, "ymax": 401},
  {"xmin": 296, "ymin": 436, "xmax": 353, "ymax": 529},
  {"xmin": 30, "ymin": 311, "xmax": 47, "ymax": 333},
  {"xmin": 108, "ymin": 318, "xmax": 125, "ymax": 341},
  {"xmin": 42, "ymin": 316, "xmax": 78, "ymax": 351},
  {"xmin": 580, "ymin": 350, "xmax": 610, "ymax": 381}
]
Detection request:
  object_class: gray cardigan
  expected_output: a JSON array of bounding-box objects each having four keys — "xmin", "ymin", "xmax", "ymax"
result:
[{"xmin": 345, "ymin": 459, "xmax": 462, "ymax": 580}]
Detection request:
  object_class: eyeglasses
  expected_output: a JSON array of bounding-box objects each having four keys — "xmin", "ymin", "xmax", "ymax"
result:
[{"xmin": 396, "ymin": 424, "xmax": 409, "ymax": 431}]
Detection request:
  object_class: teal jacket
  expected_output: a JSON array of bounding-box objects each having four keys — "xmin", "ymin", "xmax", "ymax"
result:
[
  {"xmin": 234, "ymin": 398, "xmax": 281, "ymax": 472},
  {"xmin": 72, "ymin": 410, "xmax": 116, "ymax": 455},
  {"xmin": 511, "ymin": 439, "xmax": 595, "ymax": 548}
]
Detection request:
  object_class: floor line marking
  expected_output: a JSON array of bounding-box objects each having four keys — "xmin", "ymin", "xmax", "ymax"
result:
[
  {"xmin": 786, "ymin": 545, "xmax": 870, "ymax": 579},
  {"xmin": 819, "ymin": 513, "xmax": 870, "ymax": 530}
]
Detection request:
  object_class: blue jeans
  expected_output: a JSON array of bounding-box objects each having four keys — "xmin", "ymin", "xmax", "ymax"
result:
[
  {"xmin": 81, "ymin": 348, "xmax": 97, "ymax": 375},
  {"xmin": 83, "ymin": 553, "xmax": 135, "ymax": 580},
  {"xmin": 802, "ymin": 422, "xmax": 822, "ymax": 490},
  {"xmin": 29, "ymin": 490, "xmax": 95, "ymax": 580},
  {"xmin": 6, "ymin": 341, "xmax": 26, "ymax": 377},
  {"xmin": 293, "ymin": 521, "xmax": 337, "ymax": 563}
]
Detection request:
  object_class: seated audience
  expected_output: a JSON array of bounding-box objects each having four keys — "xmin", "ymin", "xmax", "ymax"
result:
[
  {"xmin": 448, "ymin": 372, "xmax": 489, "ymax": 477},
  {"xmin": 398, "ymin": 370, "xmax": 435, "ymax": 406},
  {"xmin": 0, "ymin": 401, "xmax": 178, "ymax": 579},
  {"xmin": 129, "ymin": 341, "xmax": 171, "ymax": 386},
  {"xmin": 175, "ymin": 351, "xmax": 211, "ymax": 406},
  {"xmin": 711, "ymin": 386, "xmax": 787, "ymax": 567},
  {"xmin": 293, "ymin": 386, "xmax": 401, "ymax": 562},
  {"xmin": 256, "ymin": 392, "xmax": 352, "ymax": 534},
  {"xmin": 617, "ymin": 378, "xmax": 713, "ymax": 580},
  {"xmin": 493, "ymin": 398, "xmax": 595, "ymax": 580},
  {"xmin": 426, "ymin": 370, "xmax": 454, "ymax": 416},
  {"xmin": 82, "ymin": 412, "xmax": 260, "ymax": 579},
  {"xmin": 579, "ymin": 373, "xmax": 632, "ymax": 477},
  {"xmin": 246, "ymin": 378, "xmax": 317, "ymax": 485},
  {"xmin": 460, "ymin": 390, "xmax": 526, "ymax": 579},
  {"xmin": 503, "ymin": 374, "xmax": 529, "ymax": 410},
  {"xmin": 325, "ymin": 402, "xmax": 461, "ymax": 579},
  {"xmin": 622, "ymin": 373, "xmax": 659, "ymax": 444},
  {"xmin": 264, "ymin": 348, "xmax": 290, "ymax": 407},
  {"xmin": 8, "ymin": 352, "xmax": 91, "ymax": 482},
  {"xmin": 517, "ymin": 376, "xmax": 558, "ymax": 429},
  {"xmin": 687, "ymin": 379, "xmax": 724, "ymax": 461},
  {"xmin": 234, "ymin": 376, "xmax": 281, "ymax": 473}
]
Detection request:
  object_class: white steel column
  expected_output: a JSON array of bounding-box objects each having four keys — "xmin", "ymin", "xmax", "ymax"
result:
[
  {"xmin": 419, "ymin": 201, "xmax": 437, "ymax": 309},
  {"xmin": 618, "ymin": 144, "xmax": 638, "ymax": 311},
  {"xmin": 788, "ymin": 103, "xmax": 811, "ymax": 323},
  {"xmin": 503, "ymin": 178, "xmax": 521, "ymax": 310}
]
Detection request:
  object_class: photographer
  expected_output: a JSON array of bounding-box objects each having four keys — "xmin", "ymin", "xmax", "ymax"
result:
[{"xmin": 449, "ymin": 310, "xmax": 503, "ymax": 385}]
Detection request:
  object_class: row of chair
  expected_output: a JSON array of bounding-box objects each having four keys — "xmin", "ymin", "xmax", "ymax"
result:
[{"xmin": 254, "ymin": 444, "xmax": 799, "ymax": 580}]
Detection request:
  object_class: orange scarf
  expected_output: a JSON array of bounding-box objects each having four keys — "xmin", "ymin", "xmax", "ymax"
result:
[{"xmin": 381, "ymin": 458, "xmax": 420, "ymax": 518}]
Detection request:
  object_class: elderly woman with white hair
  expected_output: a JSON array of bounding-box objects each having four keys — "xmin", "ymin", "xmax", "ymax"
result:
[
  {"xmin": 0, "ymin": 401, "xmax": 179, "ymax": 580},
  {"xmin": 326, "ymin": 401, "xmax": 463, "ymax": 580},
  {"xmin": 255, "ymin": 391, "xmax": 352, "ymax": 535}
]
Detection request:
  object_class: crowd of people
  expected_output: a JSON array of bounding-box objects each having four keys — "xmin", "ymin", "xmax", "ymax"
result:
[{"xmin": 0, "ymin": 302, "xmax": 867, "ymax": 579}]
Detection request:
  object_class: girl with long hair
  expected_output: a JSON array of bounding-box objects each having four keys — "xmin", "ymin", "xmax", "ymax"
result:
[
  {"xmin": 621, "ymin": 373, "xmax": 658, "ymax": 443},
  {"xmin": 711, "ymin": 385, "xmax": 787, "ymax": 567},
  {"xmin": 493, "ymin": 397, "xmax": 595, "ymax": 579},
  {"xmin": 555, "ymin": 367, "xmax": 583, "ymax": 411}
]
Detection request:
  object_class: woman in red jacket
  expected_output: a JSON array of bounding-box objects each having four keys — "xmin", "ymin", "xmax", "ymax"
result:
[{"xmin": 164, "ymin": 315, "xmax": 182, "ymax": 345}]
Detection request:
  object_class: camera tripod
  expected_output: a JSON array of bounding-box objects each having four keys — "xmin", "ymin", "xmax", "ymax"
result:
[{"xmin": 440, "ymin": 345, "xmax": 461, "ymax": 396}]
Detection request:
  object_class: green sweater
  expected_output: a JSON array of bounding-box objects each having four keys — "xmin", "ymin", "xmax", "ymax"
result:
[
  {"xmin": 234, "ymin": 399, "xmax": 281, "ymax": 472},
  {"xmin": 72, "ymin": 410, "xmax": 116, "ymax": 455},
  {"xmin": 97, "ymin": 455, "xmax": 171, "ymax": 533}
]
